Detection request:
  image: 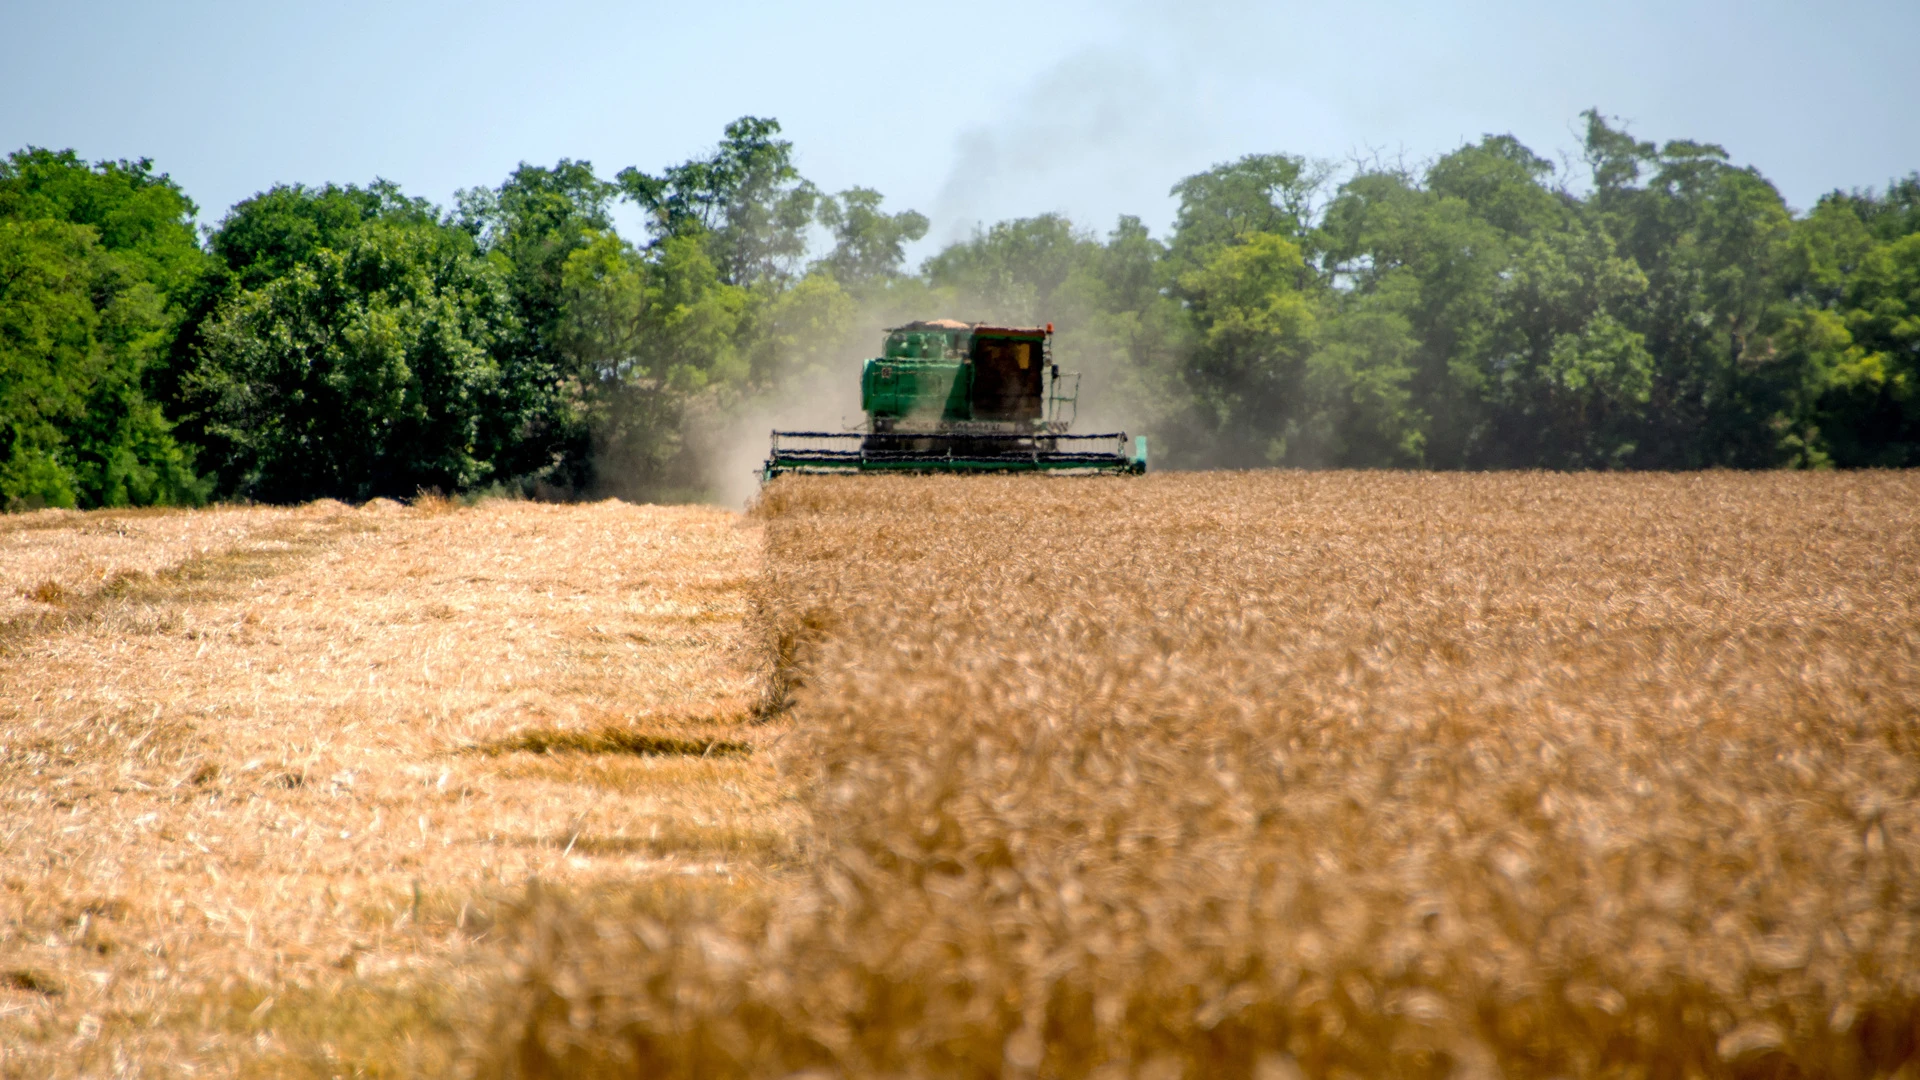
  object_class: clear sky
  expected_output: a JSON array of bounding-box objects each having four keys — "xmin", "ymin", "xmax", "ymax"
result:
[{"xmin": 5, "ymin": 0, "xmax": 1917, "ymax": 255}]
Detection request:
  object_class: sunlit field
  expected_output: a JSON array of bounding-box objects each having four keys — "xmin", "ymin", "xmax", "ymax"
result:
[
  {"xmin": 0, "ymin": 498, "xmax": 783, "ymax": 1077},
  {"xmin": 491, "ymin": 471, "xmax": 1920, "ymax": 1079},
  {"xmin": 5, "ymin": 472, "xmax": 1916, "ymax": 1078}
]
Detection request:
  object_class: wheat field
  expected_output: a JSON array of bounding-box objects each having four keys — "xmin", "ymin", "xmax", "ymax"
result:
[
  {"xmin": 0, "ymin": 497, "xmax": 786, "ymax": 1077},
  {"xmin": 4, "ymin": 473, "xmax": 1917, "ymax": 1077},
  {"xmin": 489, "ymin": 471, "xmax": 1920, "ymax": 1079}
]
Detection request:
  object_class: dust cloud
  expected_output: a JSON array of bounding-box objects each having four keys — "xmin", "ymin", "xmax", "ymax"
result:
[{"xmin": 701, "ymin": 363, "xmax": 863, "ymax": 510}]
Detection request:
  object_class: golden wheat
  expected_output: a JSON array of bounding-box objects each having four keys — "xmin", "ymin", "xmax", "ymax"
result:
[
  {"xmin": 491, "ymin": 470, "xmax": 1920, "ymax": 1079},
  {"xmin": 0, "ymin": 497, "xmax": 783, "ymax": 1077}
]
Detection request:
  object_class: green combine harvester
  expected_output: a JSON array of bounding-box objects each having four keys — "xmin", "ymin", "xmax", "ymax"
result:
[{"xmin": 763, "ymin": 320, "xmax": 1147, "ymax": 478}]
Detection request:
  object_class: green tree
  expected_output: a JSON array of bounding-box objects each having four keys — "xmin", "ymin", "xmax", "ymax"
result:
[
  {"xmin": 744, "ymin": 271, "xmax": 859, "ymax": 390},
  {"xmin": 452, "ymin": 160, "xmax": 621, "ymax": 487},
  {"xmin": 213, "ymin": 181, "xmax": 438, "ymax": 291},
  {"xmin": 815, "ymin": 187, "xmax": 928, "ymax": 290},
  {"xmin": 1481, "ymin": 221, "xmax": 1653, "ymax": 466},
  {"xmin": 1802, "ymin": 231, "xmax": 1920, "ymax": 465},
  {"xmin": 1424, "ymin": 135, "xmax": 1567, "ymax": 240},
  {"xmin": 1304, "ymin": 286, "xmax": 1425, "ymax": 467},
  {"xmin": 1825, "ymin": 174, "xmax": 1920, "ymax": 243},
  {"xmin": 1168, "ymin": 153, "xmax": 1331, "ymax": 271},
  {"xmin": 1581, "ymin": 111, "xmax": 1797, "ymax": 466},
  {"xmin": 1177, "ymin": 231, "xmax": 1319, "ymax": 465},
  {"xmin": 1050, "ymin": 216, "xmax": 1196, "ymax": 458},
  {"xmin": 617, "ymin": 118, "xmax": 821, "ymax": 289},
  {"xmin": 922, "ymin": 214, "xmax": 1099, "ymax": 323},
  {"xmin": 0, "ymin": 148, "xmax": 209, "ymax": 304},
  {"xmin": 190, "ymin": 218, "xmax": 516, "ymax": 501},
  {"xmin": 0, "ymin": 149, "xmax": 207, "ymax": 509},
  {"xmin": 1320, "ymin": 164, "xmax": 1508, "ymax": 465},
  {"xmin": 554, "ymin": 231, "xmax": 748, "ymax": 496}
]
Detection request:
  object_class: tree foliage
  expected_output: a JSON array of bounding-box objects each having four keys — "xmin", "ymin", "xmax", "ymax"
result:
[
  {"xmin": 7, "ymin": 113, "xmax": 1919, "ymax": 510},
  {"xmin": 817, "ymin": 188, "xmax": 928, "ymax": 290},
  {"xmin": 0, "ymin": 149, "xmax": 208, "ymax": 509},
  {"xmin": 616, "ymin": 117, "xmax": 820, "ymax": 289},
  {"xmin": 190, "ymin": 213, "xmax": 517, "ymax": 502},
  {"xmin": 555, "ymin": 231, "xmax": 747, "ymax": 496}
]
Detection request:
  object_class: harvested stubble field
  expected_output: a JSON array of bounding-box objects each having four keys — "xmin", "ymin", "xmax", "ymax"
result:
[
  {"xmin": 0, "ymin": 497, "xmax": 790, "ymax": 1077},
  {"xmin": 493, "ymin": 471, "xmax": 1920, "ymax": 1079}
]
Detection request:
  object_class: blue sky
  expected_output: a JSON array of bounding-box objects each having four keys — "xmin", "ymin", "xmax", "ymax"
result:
[{"xmin": 4, "ymin": 0, "xmax": 1916, "ymax": 256}]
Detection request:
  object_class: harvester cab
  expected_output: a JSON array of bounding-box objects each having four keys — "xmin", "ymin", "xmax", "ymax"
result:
[{"xmin": 764, "ymin": 320, "xmax": 1147, "ymax": 478}]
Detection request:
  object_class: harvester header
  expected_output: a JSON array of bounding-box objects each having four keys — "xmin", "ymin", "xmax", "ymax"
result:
[{"xmin": 764, "ymin": 320, "xmax": 1146, "ymax": 478}]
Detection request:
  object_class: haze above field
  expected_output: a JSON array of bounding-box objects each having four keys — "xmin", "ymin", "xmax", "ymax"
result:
[{"xmin": 4, "ymin": 0, "xmax": 1916, "ymax": 248}]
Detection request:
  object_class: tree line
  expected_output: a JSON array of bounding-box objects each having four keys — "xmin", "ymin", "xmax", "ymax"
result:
[{"xmin": 3, "ymin": 112, "xmax": 1917, "ymax": 509}]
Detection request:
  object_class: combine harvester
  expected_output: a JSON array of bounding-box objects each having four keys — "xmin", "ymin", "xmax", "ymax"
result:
[{"xmin": 764, "ymin": 320, "xmax": 1147, "ymax": 478}]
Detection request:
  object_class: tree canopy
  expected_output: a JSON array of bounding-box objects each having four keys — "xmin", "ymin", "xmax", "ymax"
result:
[
  {"xmin": 5, "ymin": 115, "xmax": 1918, "ymax": 509},
  {"xmin": 0, "ymin": 149, "xmax": 208, "ymax": 509}
]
